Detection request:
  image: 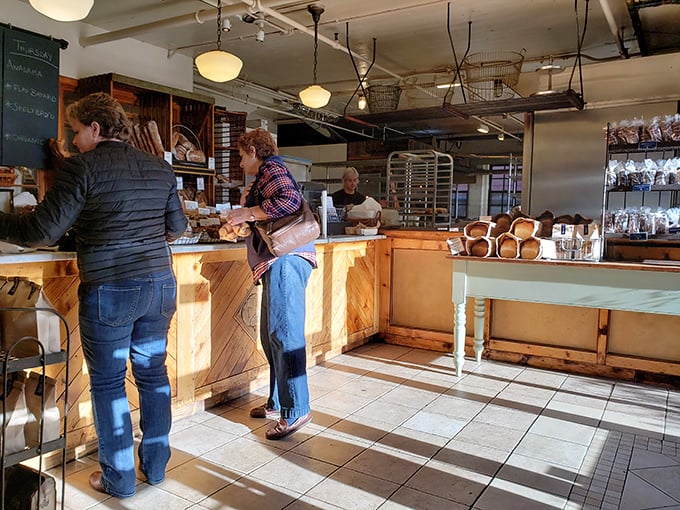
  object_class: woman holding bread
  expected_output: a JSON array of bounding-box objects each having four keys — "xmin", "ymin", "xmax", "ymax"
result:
[
  {"xmin": 222, "ymin": 128, "xmax": 316, "ymax": 439},
  {"xmin": 0, "ymin": 92, "xmax": 187, "ymax": 498}
]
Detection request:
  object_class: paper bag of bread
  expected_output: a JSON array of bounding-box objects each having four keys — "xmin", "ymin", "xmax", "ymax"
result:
[
  {"xmin": 496, "ymin": 232, "xmax": 521, "ymax": 258},
  {"xmin": 346, "ymin": 197, "xmax": 382, "ymax": 226},
  {"xmin": 219, "ymin": 223, "xmax": 251, "ymax": 242}
]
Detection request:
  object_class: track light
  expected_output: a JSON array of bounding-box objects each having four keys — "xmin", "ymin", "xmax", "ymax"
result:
[
  {"xmin": 357, "ymin": 93, "xmax": 367, "ymax": 110},
  {"xmin": 497, "ymin": 132, "xmax": 505, "ymax": 141},
  {"xmin": 477, "ymin": 123, "xmax": 490, "ymax": 134},
  {"xmin": 256, "ymin": 23, "xmax": 265, "ymax": 42},
  {"xmin": 436, "ymin": 81, "xmax": 461, "ymax": 89},
  {"xmin": 221, "ymin": 18, "xmax": 231, "ymax": 32}
]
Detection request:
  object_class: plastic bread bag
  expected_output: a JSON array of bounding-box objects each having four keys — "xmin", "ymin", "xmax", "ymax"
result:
[
  {"xmin": 641, "ymin": 159, "xmax": 657, "ymax": 185},
  {"xmin": 625, "ymin": 159, "xmax": 642, "ymax": 186},
  {"xmin": 605, "ymin": 160, "xmax": 618, "ymax": 186}
]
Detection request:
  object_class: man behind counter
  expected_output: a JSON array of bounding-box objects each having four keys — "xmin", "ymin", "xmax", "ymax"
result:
[{"xmin": 331, "ymin": 167, "xmax": 366, "ymax": 207}]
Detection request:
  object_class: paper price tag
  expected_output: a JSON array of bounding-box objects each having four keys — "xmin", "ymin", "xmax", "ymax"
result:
[
  {"xmin": 176, "ymin": 176, "xmax": 184, "ymax": 189},
  {"xmin": 197, "ymin": 177, "xmax": 205, "ymax": 191}
]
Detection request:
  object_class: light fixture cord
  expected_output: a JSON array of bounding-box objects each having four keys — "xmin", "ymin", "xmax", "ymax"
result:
[
  {"xmin": 216, "ymin": 0, "xmax": 222, "ymax": 50},
  {"xmin": 312, "ymin": 18, "xmax": 319, "ymax": 84}
]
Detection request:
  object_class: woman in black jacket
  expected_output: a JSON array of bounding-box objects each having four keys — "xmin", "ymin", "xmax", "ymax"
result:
[{"xmin": 0, "ymin": 92, "xmax": 187, "ymax": 498}]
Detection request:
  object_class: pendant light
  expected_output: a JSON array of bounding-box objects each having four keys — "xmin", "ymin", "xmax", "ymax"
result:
[
  {"xmin": 299, "ymin": 4, "xmax": 331, "ymax": 109},
  {"xmin": 195, "ymin": 0, "xmax": 243, "ymax": 83},
  {"xmin": 29, "ymin": 0, "xmax": 93, "ymax": 22}
]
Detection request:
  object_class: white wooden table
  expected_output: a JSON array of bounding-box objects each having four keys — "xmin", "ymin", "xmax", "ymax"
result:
[{"xmin": 450, "ymin": 257, "xmax": 680, "ymax": 376}]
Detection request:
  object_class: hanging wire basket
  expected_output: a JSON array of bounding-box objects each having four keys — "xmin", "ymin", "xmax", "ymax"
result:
[
  {"xmin": 461, "ymin": 51, "xmax": 524, "ymax": 102},
  {"xmin": 367, "ymin": 84, "xmax": 402, "ymax": 113}
]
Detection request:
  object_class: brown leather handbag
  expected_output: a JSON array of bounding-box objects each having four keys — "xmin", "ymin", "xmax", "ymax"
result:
[{"xmin": 254, "ymin": 200, "xmax": 320, "ymax": 257}]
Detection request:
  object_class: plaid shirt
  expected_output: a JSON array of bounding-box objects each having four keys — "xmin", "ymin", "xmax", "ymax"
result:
[{"xmin": 248, "ymin": 157, "xmax": 317, "ymax": 282}]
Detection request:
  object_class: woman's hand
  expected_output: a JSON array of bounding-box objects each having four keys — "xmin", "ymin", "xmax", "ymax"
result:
[{"xmin": 227, "ymin": 207, "xmax": 253, "ymax": 226}]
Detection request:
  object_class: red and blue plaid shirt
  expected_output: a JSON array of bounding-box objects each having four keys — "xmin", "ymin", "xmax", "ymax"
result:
[{"xmin": 248, "ymin": 157, "xmax": 316, "ymax": 282}]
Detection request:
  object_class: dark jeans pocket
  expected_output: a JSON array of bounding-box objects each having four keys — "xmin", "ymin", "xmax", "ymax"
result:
[
  {"xmin": 161, "ymin": 283, "xmax": 177, "ymax": 319},
  {"xmin": 97, "ymin": 286, "xmax": 141, "ymax": 326}
]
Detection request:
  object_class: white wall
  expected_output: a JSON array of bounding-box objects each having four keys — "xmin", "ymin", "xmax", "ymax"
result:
[{"xmin": 5, "ymin": 0, "xmax": 193, "ymax": 91}]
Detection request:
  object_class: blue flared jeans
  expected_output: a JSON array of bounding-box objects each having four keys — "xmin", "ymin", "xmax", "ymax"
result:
[
  {"xmin": 260, "ymin": 255, "xmax": 313, "ymax": 421},
  {"xmin": 78, "ymin": 269, "xmax": 176, "ymax": 498}
]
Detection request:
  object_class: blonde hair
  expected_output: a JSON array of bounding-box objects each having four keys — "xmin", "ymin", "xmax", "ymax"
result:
[{"xmin": 343, "ymin": 167, "xmax": 359, "ymax": 180}]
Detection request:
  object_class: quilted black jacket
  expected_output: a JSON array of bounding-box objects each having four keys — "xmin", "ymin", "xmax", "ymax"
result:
[{"xmin": 0, "ymin": 141, "xmax": 187, "ymax": 283}]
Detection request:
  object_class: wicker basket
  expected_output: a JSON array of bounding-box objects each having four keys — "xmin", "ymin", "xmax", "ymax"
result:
[
  {"xmin": 367, "ymin": 85, "xmax": 402, "ymax": 113},
  {"xmin": 347, "ymin": 211, "xmax": 381, "ymax": 227},
  {"xmin": 0, "ymin": 167, "xmax": 17, "ymax": 187}
]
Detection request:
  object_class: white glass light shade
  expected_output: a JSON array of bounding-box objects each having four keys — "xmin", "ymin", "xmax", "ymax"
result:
[
  {"xmin": 29, "ymin": 0, "xmax": 94, "ymax": 22},
  {"xmin": 195, "ymin": 50, "xmax": 243, "ymax": 83},
  {"xmin": 299, "ymin": 85, "xmax": 331, "ymax": 109},
  {"xmin": 477, "ymin": 123, "xmax": 490, "ymax": 134},
  {"xmin": 357, "ymin": 94, "xmax": 367, "ymax": 110}
]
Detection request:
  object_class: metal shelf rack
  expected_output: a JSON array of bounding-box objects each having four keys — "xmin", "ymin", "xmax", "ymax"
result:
[{"xmin": 386, "ymin": 150, "xmax": 454, "ymax": 229}]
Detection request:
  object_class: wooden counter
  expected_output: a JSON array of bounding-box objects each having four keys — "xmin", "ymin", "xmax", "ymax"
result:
[{"xmin": 0, "ymin": 236, "xmax": 381, "ymax": 455}]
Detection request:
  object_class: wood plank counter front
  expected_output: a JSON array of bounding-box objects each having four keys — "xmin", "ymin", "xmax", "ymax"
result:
[{"xmin": 0, "ymin": 236, "xmax": 381, "ymax": 456}]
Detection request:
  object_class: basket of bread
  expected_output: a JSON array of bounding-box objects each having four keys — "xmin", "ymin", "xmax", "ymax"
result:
[
  {"xmin": 0, "ymin": 167, "xmax": 17, "ymax": 187},
  {"xmin": 171, "ymin": 125, "xmax": 207, "ymax": 166}
]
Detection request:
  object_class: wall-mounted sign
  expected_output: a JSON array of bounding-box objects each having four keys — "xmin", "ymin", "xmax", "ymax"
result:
[{"xmin": 1, "ymin": 26, "xmax": 60, "ymax": 169}]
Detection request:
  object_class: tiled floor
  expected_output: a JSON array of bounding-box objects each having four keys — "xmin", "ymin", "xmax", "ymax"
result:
[{"xmin": 50, "ymin": 343, "xmax": 680, "ymax": 509}]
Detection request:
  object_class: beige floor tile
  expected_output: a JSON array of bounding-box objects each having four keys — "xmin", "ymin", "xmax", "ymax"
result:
[
  {"xmin": 544, "ymin": 399, "xmax": 604, "ymax": 426},
  {"xmin": 601, "ymin": 409, "xmax": 666, "ymax": 438},
  {"xmin": 88, "ymin": 484, "xmax": 195, "ymax": 510},
  {"xmin": 378, "ymin": 383, "xmax": 442, "ymax": 409},
  {"xmin": 498, "ymin": 452, "xmax": 578, "ymax": 496},
  {"xmin": 401, "ymin": 410, "xmax": 468, "ymax": 438},
  {"xmin": 161, "ymin": 458, "xmax": 240, "ymax": 503},
  {"xmin": 326, "ymin": 413, "xmax": 395, "ymax": 443},
  {"xmin": 513, "ymin": 367, "xmax": 567, "ymax": 389},
  {"xmin": 494, "ymin": 383, "xmax": 556, "ymax": 408},
  {"xmin": 434, "ymin": 439, "xmax": 510, "ymax": 477},
  {"xmin": 444, "ymin": 382, "xmax": 500, "ymax": 402},
  {"xmin": 472, "ymin": 402, "xmax": 540, "ymax": 431},
  {"xmin": 380, "ymin": 486, "xmax": 468, "ymax": 510},
  {"xmin": 530, "ymin": 414, "xmax": 597, "ymax": 445},
  {"xmin": 377, "ymin": 426, "xmax": 449, "ymax": 459},
  {"xmin": 199, "ymin": 477, "xmax": 300, "ymax": 510},
  {"xmin": 456, "ymin": 373, "xmax": 511, "ymax": 393},
  {"xmin": 313, "ymin": 388, "xmax": 374, "ymax": 415},
  {"xmin": 473, "ymin": 477, "xmax": 569, "ymax": 510},
  {"xmin": 283, "ymin": 495, "xmax": 345, "ymax": 509},
  {"xmin": 291, "ymin": 431, "xmax": 370, "ymax": 466},
  {"xmin": 344, "ymin": 444, "xmax": 427, "ymax": 484},
  {"xmin": 306, "ymin": 467, "xmax": 399, "ymax": 510},
  {"xmin": 249, "ymin": 451, "xmax": 337, "ymax": 493},
  {"xmin": 353, "ymin": 399, "xmax": 419, "ymax": 427},
  {"xmin": 422, "ymin": 393, "xmax": 487, "ymax": 420},
  {"xmin": 306, "ymin": 368, "xmax": 361, "ymax": 391},
  {"xmin": 514, "ymin": 433, "xmax": 588, "ymax": 470},
  {"xmin": 169, "ymin": 423, "xmax": 235, "ymax": 457},
  {"xmin": 201, "ymin": 436, "xmax": 286, "ymax": 474},
  {"xmin": 405, "ymin": 458, "xmax": 490, "ymax": 505},
  {"xmin": 454, "ymin": 421, "xmax": 527, "ymax": 452},
  {"xmin": 335, "ymin": 375, "xmax": 399, "ymax": 400}
]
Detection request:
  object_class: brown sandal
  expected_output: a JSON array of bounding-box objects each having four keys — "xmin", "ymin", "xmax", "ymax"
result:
[{"xmin": 265, "ymin": 413, "xmax": 312, "ymax": 440}]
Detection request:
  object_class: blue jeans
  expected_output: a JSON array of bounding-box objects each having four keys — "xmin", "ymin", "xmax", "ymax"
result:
[
  {"xmin": 261, "ymin": 255, "xmax": 312, "ymax": 421},
  {"xmin": 78, "ymin": 269, "xmax": 176, "ymax": 498}
]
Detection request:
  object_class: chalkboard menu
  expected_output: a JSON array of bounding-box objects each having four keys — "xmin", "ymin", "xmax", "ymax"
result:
[{"xmin": 1, "ymin": 26, "xmax": 60, "ymax": 169}]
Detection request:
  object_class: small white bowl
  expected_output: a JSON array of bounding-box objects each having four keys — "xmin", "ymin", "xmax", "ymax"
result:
[{"xmin": 358, "ymin": 227, "xmax": 378, "ymax": 236}]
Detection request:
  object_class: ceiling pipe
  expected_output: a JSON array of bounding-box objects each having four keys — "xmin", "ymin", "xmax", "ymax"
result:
[
  {"xmin": 79, "ymin": 0, "xmax": 289, "ymax": 48},
  {"xmin": 597, "ymin": 0, "xmax": 629, "ymax": 58}
]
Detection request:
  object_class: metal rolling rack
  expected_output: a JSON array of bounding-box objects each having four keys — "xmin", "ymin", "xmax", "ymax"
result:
[
  {"xmin": 386, "ymin": 150, "xmax": 455, "ymax": 229},
  {"xmin": 1, "ymin": 305, "xmax": 70, "ymax": 510}
]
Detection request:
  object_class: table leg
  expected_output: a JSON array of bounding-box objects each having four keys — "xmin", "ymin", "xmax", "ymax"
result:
[
  {"xmin": 453, "ymin": 302, "xmax": 466, "ymax": 376},
  {"xmin": 473, "ymin": 298, "xmax": 485, "ymax": 363}
]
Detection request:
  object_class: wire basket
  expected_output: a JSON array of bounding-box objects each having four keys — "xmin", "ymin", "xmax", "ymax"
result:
[
  {"xmin": 461, "ymin": 51, "xmax": 524, "ymax": 102},
  {"xmin": 367, "ymin": 85, "xmax": 402, "ymax": 113}
]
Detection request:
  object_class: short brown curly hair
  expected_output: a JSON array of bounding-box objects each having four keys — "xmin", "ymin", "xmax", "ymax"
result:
[
  {"xmin": 236, "ymin": 128, "xmax": 279, "ymax": 160},
  {"xmin": 66, "ymin": 92, "xmax": 132, "ymax": 142}
]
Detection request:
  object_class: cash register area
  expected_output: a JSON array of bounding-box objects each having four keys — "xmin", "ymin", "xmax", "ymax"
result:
[{"xmin": 47, "ymin": 343, "xmax": 679, "ymax": 510}]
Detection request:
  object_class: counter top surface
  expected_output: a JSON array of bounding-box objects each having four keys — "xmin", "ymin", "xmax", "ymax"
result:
[
  {"xmin": 448, "ymin": 255, "xmax": 680, "ymax": 273},
  {"xmin": 0, "ymin": 235, "xmax": 385, "ymax": 264}
]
